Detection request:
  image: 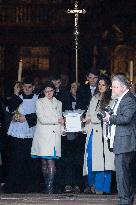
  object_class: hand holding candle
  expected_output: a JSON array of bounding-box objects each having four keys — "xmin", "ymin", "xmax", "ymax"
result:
[{"xmin": 18, "ymin": 59, "xmax": 23, "ymax": 82}]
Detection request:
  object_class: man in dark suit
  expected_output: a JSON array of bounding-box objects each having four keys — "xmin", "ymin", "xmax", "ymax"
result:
[
  {"xmin": 76, "ymin": 68, "xmax": 99, "ymax": 193},
  {"xmin": 104, "ymin": 74, "xmax": 136, "ymax": 205},
  {"xmin": 76, "ymin": 68, "xmax": 99, "ymax": 111},
  {"xmin": 50, "ymin": 74, "xmax": 68, "ymax": 112}
]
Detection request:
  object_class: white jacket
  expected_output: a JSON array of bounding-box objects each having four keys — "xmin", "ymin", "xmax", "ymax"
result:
[{"xmin": 31, "ymin": 97, "xmax": 63, "ymax": 157}]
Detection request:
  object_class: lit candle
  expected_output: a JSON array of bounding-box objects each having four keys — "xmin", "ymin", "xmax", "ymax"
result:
[
  {"xmin": 129, "ymin": 60, "xmax": 133, "ymax": 82},
  {"xmin": 18, "ymin": 59, "xmax": 23, "ymax": 82}
]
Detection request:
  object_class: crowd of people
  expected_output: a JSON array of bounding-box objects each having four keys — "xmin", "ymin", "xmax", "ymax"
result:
[{"xmin": 0, "ymin": 69, "xmax": 135, "ymax": 205}]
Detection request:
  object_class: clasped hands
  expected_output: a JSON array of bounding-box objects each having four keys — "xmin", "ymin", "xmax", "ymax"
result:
[{"xmin": 13, "ymin": 113, "xmax": 26, "ymax": 123}]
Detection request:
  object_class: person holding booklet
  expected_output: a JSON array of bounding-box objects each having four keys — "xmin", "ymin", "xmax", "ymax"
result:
[
  {"xmin": 83, "ymin": 75, "xmax": 115, "ymax": 194},
  {"xmin": 31, "ymin": 81, "xmax": 64, "ymax": 194}
]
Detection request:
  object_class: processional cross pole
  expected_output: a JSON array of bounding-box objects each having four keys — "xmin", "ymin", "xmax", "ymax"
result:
[{"xmin": 67, "ymin": 1, "xmax": 86, "ymax": 84}]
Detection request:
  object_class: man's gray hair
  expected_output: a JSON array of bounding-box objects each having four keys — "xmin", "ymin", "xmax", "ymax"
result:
[{"xmin": 112, "ymin": 74, "xmax": 129, "ymax": 88}]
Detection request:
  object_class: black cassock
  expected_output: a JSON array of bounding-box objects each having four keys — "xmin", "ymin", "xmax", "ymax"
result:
[{"xmin": 4, "ymin": 94, "xmax": 42, "ymax": 193}]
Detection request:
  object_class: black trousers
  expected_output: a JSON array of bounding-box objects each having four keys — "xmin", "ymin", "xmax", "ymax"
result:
[
  {"xmin": 115, "ymin": 151, "xmax": 136, "ymax": 205},
  {"xmin": 4, "ymin": 136, "xmax": 42, "ymax": 193},
  {"xmin": 55, "ymin": 134, "xmax": 85, "ymax": 192}
]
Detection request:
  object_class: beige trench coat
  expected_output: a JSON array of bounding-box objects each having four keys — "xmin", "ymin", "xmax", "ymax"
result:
[
  {"xmin": 31, "ymin": 97, "xmax": 63, "ymax": 157},
  {"xmin": 83, "ymin": 95, "xmax": 115, "ymax": 173}
]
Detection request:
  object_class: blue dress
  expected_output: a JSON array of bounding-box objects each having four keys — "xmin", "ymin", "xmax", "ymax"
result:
[{"xmin": 87, "ymin": 129, "xmax": 112, "ymax": 193}]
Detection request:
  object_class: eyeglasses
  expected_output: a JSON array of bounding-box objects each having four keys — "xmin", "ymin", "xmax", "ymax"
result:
[{"xmin": 45, "ymin": 89, "xmax": 54, "ymax": 94}]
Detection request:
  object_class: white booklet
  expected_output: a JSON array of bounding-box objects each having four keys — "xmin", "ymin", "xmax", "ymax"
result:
[{"xmin": 63, "ymin": 110, "xmax": 85, "ymax": 132}]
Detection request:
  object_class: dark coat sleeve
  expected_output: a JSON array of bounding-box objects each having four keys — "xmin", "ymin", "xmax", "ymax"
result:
[
  {"xmin": 25, "ymin": 113, "xmax": 37, "ymax": 128},
  {"xmin": 62, "ymin": 92, "xmax": 73, "ymax": 111},
  {"xmin": 76, "ymin": 85, "xmax": 92, "ymax": 111},
  {"xmin": 55, "ymin": 89, "xmax": 69, "ymax": 112},
  {"xmin": 7, "ymin": 95, "xmax": 23, "ymax": 113}
]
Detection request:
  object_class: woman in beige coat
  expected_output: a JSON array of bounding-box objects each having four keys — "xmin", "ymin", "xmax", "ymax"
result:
[
  {"xmin": 83, "ymin": 75, "xmax": 115, "ymax": 194},
  {"xmin": 31, "ymin": 81, "xmax": 64, "ymax": 194}
]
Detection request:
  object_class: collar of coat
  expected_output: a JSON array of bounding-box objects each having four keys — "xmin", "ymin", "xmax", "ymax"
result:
[{"xmin": 43, "ymin": 96, "xmax": 59, "ymax": 110}]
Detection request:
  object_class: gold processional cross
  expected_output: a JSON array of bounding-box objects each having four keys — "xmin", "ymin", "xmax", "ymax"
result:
[{"xmin": 67, "ymin": 1, "xmax": 86, "ymax": 84}]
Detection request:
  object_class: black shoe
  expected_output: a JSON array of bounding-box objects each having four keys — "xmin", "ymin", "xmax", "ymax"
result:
[{"xmin": 64, "ymin": 185, "xmax": 73, "ymax": 193}]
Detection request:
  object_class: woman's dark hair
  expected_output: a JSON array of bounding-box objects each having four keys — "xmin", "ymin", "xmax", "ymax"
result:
[
  {"xmin": 39, "ymin": 81, "xmax": 56, "ymax": 98},
  {"xmin": 42, "ymin": 81, "xmax": 56, "ymax": 91},
  {"xmin": 95, "ymin": 75, "xmax": 111, "ymax": 109}
]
